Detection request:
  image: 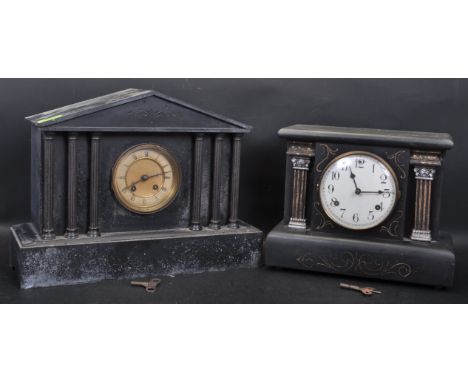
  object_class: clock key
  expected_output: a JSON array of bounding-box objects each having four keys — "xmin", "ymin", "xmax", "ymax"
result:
[
  {"xmin": 131, "ymin": 278, "xmax": 161, "ymax": 293},
  {"xmin": 339, "ymin": 282, "xmax": 382, "ymax": 296}
]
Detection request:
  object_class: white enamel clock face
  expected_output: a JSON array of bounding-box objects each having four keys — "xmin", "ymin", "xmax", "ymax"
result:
[{"xmin": 319, "ymin": 151, "xmax": 399, "ymax": 230}]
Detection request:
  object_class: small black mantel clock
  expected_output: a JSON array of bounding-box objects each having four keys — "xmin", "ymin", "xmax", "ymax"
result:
[
  {"xmin": 265, "ymin": 125, "xmax": 455, "ymax": 287},
  {"xmin": 10, "ymin": 89, "xmax": 262, "ymax": 289}
]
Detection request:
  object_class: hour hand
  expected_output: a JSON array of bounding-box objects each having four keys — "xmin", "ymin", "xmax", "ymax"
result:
[{"xmin": 349, "ymin": 168, "xmax": 361, "ymax": 194}]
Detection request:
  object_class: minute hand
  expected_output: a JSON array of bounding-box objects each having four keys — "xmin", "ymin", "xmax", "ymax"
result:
[
  {"xmin": 123, "ymin": 172, "xmax": 164, "ymax": 191},
  {"xmin": 359, "ymin": 190, "xmax": 387, "ymax": 194}
]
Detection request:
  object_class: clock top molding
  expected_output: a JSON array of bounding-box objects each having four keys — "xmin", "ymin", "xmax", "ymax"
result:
[
  {"xmin": 279, "ymin": 124, "xmax": 454, "ymax": 150},
  {"xmin": 26, "ymin": 88, "xmax": 252, "ymax": 133}
]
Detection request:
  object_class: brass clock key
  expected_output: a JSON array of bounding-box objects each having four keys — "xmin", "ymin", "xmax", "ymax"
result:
[
  {"xmin": 131, "ymin": 278, "xmax": 161, "ymax": 293},
  {"xmin": 340, "ymin": 282, "xmax": 382, "ymax": 296}
]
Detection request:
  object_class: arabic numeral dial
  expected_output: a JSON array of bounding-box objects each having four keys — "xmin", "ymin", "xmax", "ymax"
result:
[{"xmin": 318, "ymin": 152, "xmax": 399, "ymax": 230}]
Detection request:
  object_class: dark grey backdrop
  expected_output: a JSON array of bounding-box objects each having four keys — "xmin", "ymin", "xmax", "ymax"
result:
[{"xmin": 1, "ymin": 79, "xmax": 467, "ymax": 236}]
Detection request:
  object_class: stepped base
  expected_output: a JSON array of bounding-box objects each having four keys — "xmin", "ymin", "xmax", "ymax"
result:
[
  {"xmin": 11, "ymin": 222, "xmax": 263, "ymax": 289},
  {"xmin": 265, "ymin": 224, "xmax": 455, "ymax": 287}
]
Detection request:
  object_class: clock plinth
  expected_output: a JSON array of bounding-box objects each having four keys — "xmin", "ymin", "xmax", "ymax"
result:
[
  {"xmin": 265, "ymin": 124, "xmax": 455, "ymax": 287},
  {"xmin": 11, "ymin": 221, "xmax": 261, "ymax": 289},
  {"xmin": 265, "ymin": 224, "xmax": 454, "ymax": 287}
]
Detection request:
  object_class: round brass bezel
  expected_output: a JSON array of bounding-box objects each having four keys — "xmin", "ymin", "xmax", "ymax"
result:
[
  {"xmin": 318, "ymin": 150, "xmax": 400, "ymax": 231},
  {"xmin": 111, "ymin": 143, "xmax": 181, "ymax": 214}
]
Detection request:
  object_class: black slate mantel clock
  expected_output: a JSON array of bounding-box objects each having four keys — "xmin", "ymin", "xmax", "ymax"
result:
[
  {"xmin": 10, "ymin": 89, "xmax": 262, "ymax": 289},
  {"xmin": 265, "ymin": 125, "xmax": 455, "ymax": 287}
]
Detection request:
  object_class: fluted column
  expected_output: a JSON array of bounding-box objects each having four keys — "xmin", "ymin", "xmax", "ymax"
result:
[
  {"xmin": 286, "ymin": 142, "xmax": 315, "ymax": 230},
  {"xmin": 190, "ymin": 133, "xmax": 204, "ymax": 231},
  {"xmin": 42, "ymin": 132, "xmax": 55, "ymax": 240},
  {"xmin": 228, "ymin": 134, "xmax": 242, "ymax": 228},
  {"xmin": 209, "ymin": 134, "xmax": 224, "ymax": 229},
  {"xmin": 65, "ymin": 133, "xmax": 79, "ymax": 239},
  {"xmin": 410, "ymin": 151, "xmax": 441, "ymax": 242},
  {"xmin": 87, "ymin": 133, "xmax": 101, "ymax": 237},
  {"xmin": 288, "ymin": 157, "xmax": 311, "ymax": 229}
]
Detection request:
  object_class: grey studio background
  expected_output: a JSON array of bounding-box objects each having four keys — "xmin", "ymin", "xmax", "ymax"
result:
[{"xmin": 0, "ymin": 79, "xmax": 467, "ymax": 303}]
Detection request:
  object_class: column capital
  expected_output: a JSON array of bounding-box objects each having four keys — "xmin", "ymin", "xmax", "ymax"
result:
[
  {"xmin": 414, "ymin": 166, "xmax": 436, "ymax": 181},
  {"xmin": 291, "ymin": 157, "xmax": 311, "ymax": 171}
]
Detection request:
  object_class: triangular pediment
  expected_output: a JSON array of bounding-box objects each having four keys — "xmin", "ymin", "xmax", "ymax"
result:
[{"xmin": 26, "ymin": 89, "xmax": 251, "ymax": 133}]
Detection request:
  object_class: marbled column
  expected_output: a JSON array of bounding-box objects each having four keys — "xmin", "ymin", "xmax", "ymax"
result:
[
  {"xmin": 87, "ymin": 133, "xmax": 101, "ymax": 237},
  {"xmin": 65, "ymin": 133, "xmax": 79, "ymax": 239},
  {"xmin": 209, "ymin": 134, "xmax": 224, "ymax": 229},
  {"xmin": 228, "ymin": 134, "xmax": 242, "ymax": 228},
  {"xmin": 410, "ymin": 151, "xmax": 441, "ymax": 242},
  {"xmin": 286, "ymin": 142, "xmax": 315, "ymax": 230},
  {"xmin": 190, "ymin": 133, "xmax": 204, "ymax": 231},
  {"xmin": 42, "ymin": 132, "xmax": 55, "ymax": 240}
]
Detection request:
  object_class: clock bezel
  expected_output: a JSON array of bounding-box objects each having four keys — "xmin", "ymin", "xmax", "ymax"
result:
[
  {"xmin": 111, "ymin": 143, "xmax": 182, "ymax": 214},
  {"xmin": 318, "ymin": 150, "xmax": 400, "ymax": 231}
]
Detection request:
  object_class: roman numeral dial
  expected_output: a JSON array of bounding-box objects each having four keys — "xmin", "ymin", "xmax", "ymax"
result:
[
  {"xmin": 112, "ymin": 144, "xmax": 181, "ymax": 214},
  {"xmin": 319, "ymin": 151, "xmax": 399, "ymax": 230}
]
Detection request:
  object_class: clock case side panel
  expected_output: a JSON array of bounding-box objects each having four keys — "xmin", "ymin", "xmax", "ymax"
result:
[
  {"xmin": 310, "ymin": 142, "xmax": 410, "ymax": 240},
  {"xmin": 429, "ymin": 152, "xmax": 447, "ymax": 241},
  {"xmin": 282, "ymin": 151, "xmax": 293, "ymax": 225},
  {"xmin": 30, "ymin": 126, "xmax": 42, "ymax": 233},
  {"xmin": 199, "ymin": 134, "xmax": 212, "ymax": 227},
  {"xmin": 31, "ymin": 128, "xmax": 91, "ymax": 237},
  {"xmin": 219, "ymin": 135, "xmax": 232, "ymax": 226},
  {"xmin": 199, "ymin": 134, "xmax": 231, "ymax": 227}
]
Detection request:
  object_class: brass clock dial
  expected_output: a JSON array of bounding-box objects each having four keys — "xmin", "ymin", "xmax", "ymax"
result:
[{"xmin": 112, "ymin": 144, "xmax": 181, "ymax": 214}]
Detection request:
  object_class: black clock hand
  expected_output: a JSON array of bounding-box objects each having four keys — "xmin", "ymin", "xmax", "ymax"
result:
[
  {"xmin": 349, "ymin": 168, "xmax": 361, "ymax": 194},
  {"xmin": 124, "ymin": 173, "xmax": 164, "ymax": 191},
  {"xmin": 359, "ymin": 190, "xmax": 384, "ymax": 194},
  {"xmin": 143, "ymin": 172, "xmax": 164, "ymax": 181},
  {"xmin": 360, "ymin": 190, "xmax": 393, "ymax": 195}
]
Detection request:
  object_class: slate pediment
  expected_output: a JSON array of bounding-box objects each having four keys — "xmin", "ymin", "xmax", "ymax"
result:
[{"xmin": 26, "ymin": 88, "xmax": 251, "ymax": 133}]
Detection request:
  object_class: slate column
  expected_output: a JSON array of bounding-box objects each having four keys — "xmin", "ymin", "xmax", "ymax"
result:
[
  {"xmin": 287, "ymin": 142, "xmax": 315, "ymax": 230},
  {"xmin": 190, "ymin": 133, "xmax": 204, "ymax": 231},
  {"xmin": 209, "ymin": 134, "xmax": 224, "ymax": 229},
  {"xmin": 410, "ymin": 151, "xmax": 441, "ymax": 242},
  {"xmin": 42, "ymin": 132, "xmax": 55, "ymax": 240},
  {"xmin": 228, "ymin": 134, "xmax": 242, "ymax": 228},
  {"xmin": 87, "ymin": 133, "xmax": 101, "ymax": 237},
  {"xmin": 65, "ymin": 133, "xmax": 79, "ymax": 238}
]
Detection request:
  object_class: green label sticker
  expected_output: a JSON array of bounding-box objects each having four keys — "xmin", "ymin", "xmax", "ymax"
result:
[{"xmin": 37, "ymin": 114, "xmax": 63, "ymax": 124}]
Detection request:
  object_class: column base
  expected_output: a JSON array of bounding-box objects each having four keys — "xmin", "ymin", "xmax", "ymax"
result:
[
  {"xmin": 65, "ymin": 229, "xmax": 79, "ymax": 239},
  {"xmin": 87, "ymin": 229, "xmax": 100, "ymax": 238},
  {"xmin": 42, "ymin": 230, "xmax": 55, "ymax": 240},
  {"xmin": 190, "ymin": 224, "xmax": 202, "ymax": 231},
  {"xmin": 411, "ymin": 229, "xmax": 432, "ymax": 242},
  {"xmin": 288, "ymin": 218, "xmax": 306, "ymax": 230}
]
